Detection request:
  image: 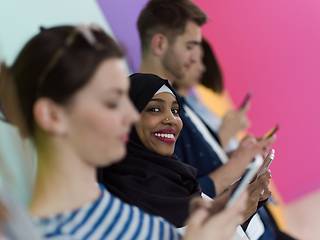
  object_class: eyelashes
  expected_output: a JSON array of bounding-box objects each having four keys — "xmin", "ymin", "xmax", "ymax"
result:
[
  {"xmin": 105, "ymin": 102, "xmax": 118, "ymax": 109},
  {"xmin": 172, "ymin": 108, "xmax": 180, "ymax": 114},
  {"xmin": 147, "ymin": 107, "xmax": 160, "ymax": 112},
  {"xmin": 147, "ymin": 107, "xmax": 180, "ymax": 114}
]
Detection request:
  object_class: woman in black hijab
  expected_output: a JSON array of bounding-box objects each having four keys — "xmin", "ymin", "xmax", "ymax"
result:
[{"xmin": 98, "ymin": 73, "xmax": 201, "ymax": 228}]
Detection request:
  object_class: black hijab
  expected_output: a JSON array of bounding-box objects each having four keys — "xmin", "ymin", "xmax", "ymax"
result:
[{"xmin": 98, "ymin": 73, "xmax": 201, "ymax": 227}]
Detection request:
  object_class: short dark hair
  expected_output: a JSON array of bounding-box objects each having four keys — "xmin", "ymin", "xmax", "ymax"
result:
[
  {"xmin": 200, "ymin": 38, "xmax": 224, "ymax": 93},
  {"xmin": 137, "ymin": 0, "xmax": 207, "ymax": 52},
  {"xmin": 0, "ymin": 26, "xmax": 123, "ymax": 135}
]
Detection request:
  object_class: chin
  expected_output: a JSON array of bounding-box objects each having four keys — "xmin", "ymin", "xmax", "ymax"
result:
[
  {"xmin": 99, "ymin": 145, "xmax": 127, "ymax": 167},
  {"xmin": 156, "ymin": 149, "xmax": 174, "ymax": 157},
  {"xmin": 114, "ymin": 146, "xmax": 127, "ymax": 162}
]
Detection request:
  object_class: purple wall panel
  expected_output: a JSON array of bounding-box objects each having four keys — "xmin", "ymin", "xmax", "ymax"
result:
[{"xmin": 96, "ymin": 0, "xmax": 148, "ymax": 72}]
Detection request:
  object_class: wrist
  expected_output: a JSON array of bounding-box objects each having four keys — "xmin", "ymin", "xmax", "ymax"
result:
[{"xmin": 217, "ymin": 130, "xmax": 230, "ymax": 149}]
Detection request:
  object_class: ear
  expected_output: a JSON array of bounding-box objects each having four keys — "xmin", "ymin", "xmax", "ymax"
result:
[
  {"xmin": 151, "ymin": 33, "xmax": 169, "ymax": 56},
  {"xmin": 33, "ymin": 98, "xmax": 68, "ymax": 135}
]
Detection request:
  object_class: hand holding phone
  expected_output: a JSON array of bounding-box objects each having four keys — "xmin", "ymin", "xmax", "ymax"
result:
[{"xmin": 226, "ymin": 154, "xmax": 263, "ymax": 208}]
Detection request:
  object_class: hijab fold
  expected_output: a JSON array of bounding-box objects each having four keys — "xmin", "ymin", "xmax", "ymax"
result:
[{"xmin": 98, "ymin": 73, "xmax": 201, "ymax": 227}]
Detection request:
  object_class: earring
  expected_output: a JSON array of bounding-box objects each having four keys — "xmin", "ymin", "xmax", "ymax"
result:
[{"xmin": 166, "ymin": 118, "xmax": 169, "ymax": 121}]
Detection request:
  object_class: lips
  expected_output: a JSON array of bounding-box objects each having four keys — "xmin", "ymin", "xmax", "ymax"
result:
[
  {"xmin": 152, "ymin": 129, "xmax": 176, "ymax": 144},
  {"xmin": 120, "ymin": 134, "xmax": 129, "ymax": 143},
  {"xmin": 185, "ymin": 65, "xmax": 191, "ymax": 70},
  {"xmin": 120, "ymin": 130, "xmax": 131, "ymax": 143}
]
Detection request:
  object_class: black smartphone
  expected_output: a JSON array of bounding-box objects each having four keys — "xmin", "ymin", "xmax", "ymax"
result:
[{"xmin": 238, "ymin": 90, "xmax": 254, "ymax": 110}]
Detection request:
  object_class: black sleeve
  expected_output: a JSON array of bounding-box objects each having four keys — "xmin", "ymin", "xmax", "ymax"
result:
[{"xmin": 241, "ymin": 199, "xmax": 268, "ymax": 231}]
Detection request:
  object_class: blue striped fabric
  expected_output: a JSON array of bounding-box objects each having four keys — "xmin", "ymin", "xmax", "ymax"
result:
[{"xmin": 32, "ymin": 185, "xmax": 181, "ymax": 240}]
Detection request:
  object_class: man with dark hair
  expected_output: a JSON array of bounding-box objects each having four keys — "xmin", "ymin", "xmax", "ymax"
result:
[{"xmin": 138, "ymin": 0, "xmax": 207, "ymax": 84}]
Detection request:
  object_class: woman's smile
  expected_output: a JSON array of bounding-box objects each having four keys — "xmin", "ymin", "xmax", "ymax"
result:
[
  {"xmin": 135, "ymin": 91, "xmax": 183, "ymax": 156},
  {"xmin": 152, "ymin": 129, "xmax": 176, "ymax": 144}
]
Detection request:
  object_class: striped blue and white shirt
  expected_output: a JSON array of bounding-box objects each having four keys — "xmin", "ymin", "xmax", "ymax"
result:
[{"xmin": 33, "ymin": 185, "xmax": 181, "ymax": 240}]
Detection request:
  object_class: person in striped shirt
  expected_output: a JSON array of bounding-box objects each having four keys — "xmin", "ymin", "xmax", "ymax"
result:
[{"xmin": 0, "ymin": 25, "xmax": 247, "ymax": 240}]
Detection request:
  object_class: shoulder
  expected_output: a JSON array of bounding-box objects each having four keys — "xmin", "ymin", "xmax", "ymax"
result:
[{"xmin": 33, "ymin": 186, "xmax": 180, "ymax": 240}]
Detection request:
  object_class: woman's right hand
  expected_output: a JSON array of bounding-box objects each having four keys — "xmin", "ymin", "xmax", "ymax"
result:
[
  {"xmin": 242, "ymin": 170, "xmax": 272, "ymax": 221},
  {"xmin": 207, "ymin": 134, "xmax": 275, "ymax": 196},
  {"xmin": 184, "ymin": 191, "xmax": 248, "ymax": 240}
]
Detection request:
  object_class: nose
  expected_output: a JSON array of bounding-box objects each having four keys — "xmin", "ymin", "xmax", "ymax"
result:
[
  {"xmin": 162, "ymin": 112, "xmax": 177, "ymax": 125},
  {"xmin": 190, "ymin": 51, "xmax": 197, "ymax": 64},
  {"xmin": 191, "ymin": 45, "xmax": 202, "ymax": 63}
]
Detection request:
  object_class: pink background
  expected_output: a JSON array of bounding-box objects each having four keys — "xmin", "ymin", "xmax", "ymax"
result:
[
  {"xmin": 193, "ymin": 0, "xmax": 320, "ymax": 202},
  {"xmin": 100, "ymin": 0, "xmax": 320, "ymax": 203}
]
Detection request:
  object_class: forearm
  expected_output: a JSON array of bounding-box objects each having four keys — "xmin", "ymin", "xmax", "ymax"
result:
[
  {"xmin": 226, "ymin": 150, "xmax": 235, "ymax": 158},
  {"xmin": 207, "ymin": 159, "xmax": 247, "ymax": 196},
  {"xmin": 217, "ymin": 130, "xmax": 231, "ymax": 150}
]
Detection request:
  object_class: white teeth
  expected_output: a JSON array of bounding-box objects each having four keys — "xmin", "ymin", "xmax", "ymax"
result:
[{"xmin": 154, "ymin": 133, "xmax": 174, "ymax": 139}]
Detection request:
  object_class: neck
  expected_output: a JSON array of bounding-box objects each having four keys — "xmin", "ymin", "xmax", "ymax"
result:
[
  {"xmin": 29, "ymin": 134, "xmax": 100, "ymax": 217},
  {"xmin": 140, "ymin": 55, "xmax": 177, "ymax": 85}
]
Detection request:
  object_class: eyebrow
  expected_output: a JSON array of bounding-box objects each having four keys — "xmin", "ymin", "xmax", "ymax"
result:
[
  {"xmin": 104, "ymin": 88, "xmax": 125, "ymax": 95},
  {"xmin": 186, "ymin": 41, "xmax": 201, "ymax": 45},
  {"xmin": 150, "ymin": 98, "xmax": 179, "ymax": 105},
  {"xmin": 150, "ymin": 98, "xmax": 166, "ymax": 103},
  {"xmin": 101, "ymin": 88, "xmax": 126, "ymax": 98}
]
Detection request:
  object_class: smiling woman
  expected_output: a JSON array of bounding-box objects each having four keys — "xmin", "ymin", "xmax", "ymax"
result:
[
  {"xmin": 135, "ymin": 89, "xmax": 183, "ymax": 156},
  {"xmin": 0, "ymin": 23, "xmax": 249, "ymax": 240},
  {"xmin": 99, "ymin": 73, "xmax": 201, "ymax": 228},
  {"xmin": 0, "ymin": 26, "xmax": 183, "ymax": 240}
]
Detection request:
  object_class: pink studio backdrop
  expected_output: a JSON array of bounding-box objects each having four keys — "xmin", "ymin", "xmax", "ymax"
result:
[
  {"xmin": 100, "ymin": 0, "xmax": 320, "ymax": 203},
  {"xmin": 193, "ymin": 0, "xmax": 320, "ymax": 202}
]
